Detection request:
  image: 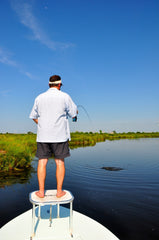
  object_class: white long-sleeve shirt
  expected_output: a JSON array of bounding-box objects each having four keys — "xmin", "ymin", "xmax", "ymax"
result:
[{"xmin": 29, "ymin": 88, "xmax": 77, "ymax": 142}]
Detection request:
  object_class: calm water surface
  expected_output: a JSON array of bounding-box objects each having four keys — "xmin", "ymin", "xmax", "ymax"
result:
[{"xmin": 0, "ymin": 138, "xmax": 159, "ymax": 240}]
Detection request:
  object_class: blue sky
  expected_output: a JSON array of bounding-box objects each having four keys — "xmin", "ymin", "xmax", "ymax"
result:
[{"xmin": 0, "ymin": 0, "xmax": 159, "ymax": 133}]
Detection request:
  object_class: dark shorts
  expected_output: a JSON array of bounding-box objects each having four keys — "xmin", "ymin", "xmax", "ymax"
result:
[{"xmin": 36, "ymin": 141, "xmax": 70, "ymax": 159}]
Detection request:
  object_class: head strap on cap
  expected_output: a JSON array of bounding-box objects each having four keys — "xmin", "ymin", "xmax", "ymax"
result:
[{"xmin": 49, "ymin": 80, "xmax": 62, "ymax": 84}]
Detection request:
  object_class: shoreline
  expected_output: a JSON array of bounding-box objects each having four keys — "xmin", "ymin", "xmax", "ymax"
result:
[{"xmin": 0, "ymin": 132, "xmax": 159, "ymax": 172}]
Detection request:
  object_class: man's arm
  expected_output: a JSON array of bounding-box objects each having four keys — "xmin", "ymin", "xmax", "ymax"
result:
[
  {"xmin": 66, "ymin": 94, "xmax": 78, "ymax": 118},
  {"xmin": 33, "ymin": 119, "xmax": 38, "ymax": 124}
]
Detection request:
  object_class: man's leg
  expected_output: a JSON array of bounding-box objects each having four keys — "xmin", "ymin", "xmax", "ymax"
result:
[
  {"xmin": 36, "ymin": 158, "xmax": 48, "ymax": 198},
  {"xmin": 55, "ymin": 158, "xmax": 66, "ymax": 198}
]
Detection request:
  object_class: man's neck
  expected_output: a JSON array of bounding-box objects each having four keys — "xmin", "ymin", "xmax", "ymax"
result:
[{"xmin": 50, "ymin": 86, "xmax": 60, "ymax": 90}]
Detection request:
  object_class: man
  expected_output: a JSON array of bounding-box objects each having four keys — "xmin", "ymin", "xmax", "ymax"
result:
[{"xmin": 29, "ymin": 75, "xmax": 78, "ymax": 198}]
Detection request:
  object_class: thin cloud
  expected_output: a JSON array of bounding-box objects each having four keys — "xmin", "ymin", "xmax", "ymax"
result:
[
  {"xmin": 0, "ymin": 89, "xmax": 12, "ymax": 97},
  {"xmin": 0, "ymin": 46, "xmax": 34, "ymax": 79},
  {"xmin": 23, "ymin": 71, "xmax": 35, "ymax": 79},
  {"xmin": 11, "ymin": 0, "xmax": 73, "ymax": 50},
  {"xmin": 0, "ymin": 47, "xmax": 18, "ymax": 67}
]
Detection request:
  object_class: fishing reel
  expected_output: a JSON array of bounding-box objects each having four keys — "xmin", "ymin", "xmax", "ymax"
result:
[{"xmin": 72, "ymin": 116, "xmax": 77, "ymax": 122}]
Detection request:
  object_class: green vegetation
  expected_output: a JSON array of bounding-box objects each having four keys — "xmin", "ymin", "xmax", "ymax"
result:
[
  {"xmin": 0, "ymin": 131, "xmax": 159, "ymax": 172},
  {"xmin": 0, "ymin": 133, "xmax": 36, "ymax": 172}
]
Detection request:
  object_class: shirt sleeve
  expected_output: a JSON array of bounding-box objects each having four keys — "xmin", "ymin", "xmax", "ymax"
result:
[
  {"xmin": 65, "ymin": 94, "xmax": 77, "ymax": 118},
  {"xmin": 29, "ymin": 98, "xmax": 39, "ymax": 119}
]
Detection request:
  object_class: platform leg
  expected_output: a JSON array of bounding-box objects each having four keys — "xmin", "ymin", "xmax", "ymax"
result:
[
  {"xmin": 31, "ymin": 203, "xmax": 35, "ymax": 239},
  {"xmin": 69, "ymin": 201, "xmax": 73, "ymax": 237},
  {"xmin": 49, "ymin": 205, "xmax": 52, "ymax": 227},
  {"xmin": 38, "ymin": 205, "xmax": 41, "ymax": 219},
  {"xmin": 57, "ymin": 204, "xmax": 60, "ymax": 218}
]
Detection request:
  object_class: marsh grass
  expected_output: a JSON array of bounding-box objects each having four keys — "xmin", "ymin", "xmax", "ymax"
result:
[{"xmin": 0, "ymin": 134, "xmax": 36, "ymax": 172}]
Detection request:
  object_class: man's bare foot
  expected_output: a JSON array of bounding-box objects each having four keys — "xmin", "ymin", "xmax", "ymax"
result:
[
  {"xmin": 35, "ymin": 191, "xmax": 45, "ymax": 198},
  {"xmin": 56, "ymin": 190, "xmax": 66, "ymax": 198}
]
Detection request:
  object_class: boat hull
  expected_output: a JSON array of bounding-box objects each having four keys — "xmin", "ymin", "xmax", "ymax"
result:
[{"xmin": 0, "ymin": 205, "xmax": 119, "ymax": 240}]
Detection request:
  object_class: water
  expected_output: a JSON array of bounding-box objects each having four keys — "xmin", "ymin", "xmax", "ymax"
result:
[{"xmin": 0, "ymin": 138, "xmax": 159, "ymax": 240}]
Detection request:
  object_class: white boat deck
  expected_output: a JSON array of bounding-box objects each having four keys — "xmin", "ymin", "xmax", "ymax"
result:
[{"xmin": 0, "ymin": 205, "xmax": 119, "ymax": 240}]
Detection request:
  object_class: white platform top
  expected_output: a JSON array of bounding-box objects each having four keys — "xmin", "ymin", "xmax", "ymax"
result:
[{"xmin": 29, "ymin": 190, "xmax": 74, "ymax": 205}]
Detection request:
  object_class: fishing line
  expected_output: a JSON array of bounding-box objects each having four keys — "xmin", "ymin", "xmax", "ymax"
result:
[{"xmin": 77, "ymin": 105, "xmax": 92, "ymax": 123}]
